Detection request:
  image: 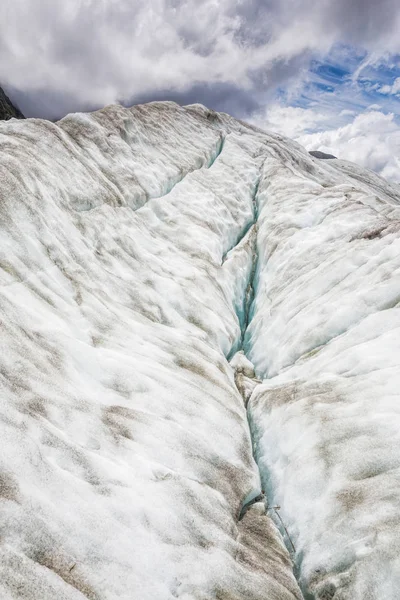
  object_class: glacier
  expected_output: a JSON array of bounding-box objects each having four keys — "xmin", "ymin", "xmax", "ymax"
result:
[{"xmin": 0, "ymin": 100, "xmax": 399, "ymax": 600}]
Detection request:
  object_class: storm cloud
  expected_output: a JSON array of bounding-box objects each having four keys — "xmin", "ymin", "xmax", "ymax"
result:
[{"xmin": 1, "ymin": 0, "xmax": 399, "ymax": 120}]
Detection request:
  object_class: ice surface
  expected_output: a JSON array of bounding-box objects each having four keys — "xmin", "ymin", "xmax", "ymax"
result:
[
  {"xmin": 246, "ymin": 139, "xmax": 400, "ymax": 598},
  {"xmin": 2, "ymin": 99, "xmax": 400, "ymax": 599},
  {"xmin": 0, "ymin": 103, "xmax": 301, "ymax": 599}
]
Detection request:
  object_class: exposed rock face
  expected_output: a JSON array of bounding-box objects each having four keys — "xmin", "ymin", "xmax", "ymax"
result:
[
  {"xmin": 0, "ymin": 101, "xmax": 399, "ymax": 599},
  {"xmin": 309, "ymin": 150, "xmax": 337, "ymax": 159},
  {"xmin": 0, "ymin": 86, "xmax": 24, "ymax": 120}
]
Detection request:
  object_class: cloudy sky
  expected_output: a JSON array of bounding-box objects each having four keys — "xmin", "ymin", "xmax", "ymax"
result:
[{"xmin": 2, "ymin": 0, "xmax": 400, "ymax": 180}]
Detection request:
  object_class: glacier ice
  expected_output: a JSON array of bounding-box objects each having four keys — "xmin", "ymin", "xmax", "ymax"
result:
[
  {"xmin": 0, "ymin": 100, "xmax": 400, "ymax": 599},
  {"xmin": 0, "ymin": 103, "xmax": 301, "ymax": 600},
  {"xmin": 246, "ymin": 140, "xmax": 400, "ymax": 598}
]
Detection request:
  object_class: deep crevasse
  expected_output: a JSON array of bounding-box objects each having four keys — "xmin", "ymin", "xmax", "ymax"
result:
[
  {"xmin": 219, "ymin": 115, "xmax": 400, "ymax": 599},
  {"xmin": 1, "ymin": 100, "xmax": 400, "ymax": 600}
]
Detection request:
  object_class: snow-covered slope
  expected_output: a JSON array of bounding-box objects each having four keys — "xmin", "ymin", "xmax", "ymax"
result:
[{"xmin": 0, "ymin": 101, "xmax": 399, "ymax": 600}]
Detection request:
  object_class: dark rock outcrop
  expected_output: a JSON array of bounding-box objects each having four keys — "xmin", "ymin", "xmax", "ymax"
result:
[
  {"xmin": 0, "ymin": 87, "xmax": 24, "ymax": 120},
  {"xmin": 309, "ymin": 150, "xmax": 337, "ymax": 159}
]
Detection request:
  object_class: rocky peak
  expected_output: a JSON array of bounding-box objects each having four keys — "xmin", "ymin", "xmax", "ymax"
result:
[{"xmin": 0, "ymin": 86, "xmax": 24, "ymax": 120}]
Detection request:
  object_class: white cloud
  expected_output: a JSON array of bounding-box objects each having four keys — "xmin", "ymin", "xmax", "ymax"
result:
[
  {"xmin": 251, "ymin": 105, "xmax": 331, "ymax": 138},
  {"xmin": 340, "ymin": 109, "xmax": 357, "ymax": 116},
  {"xmin": 379, "ymin": 77, "xmax": 400, "ymax": 95},
  {"xmin": 298, "ymin": 110, "xmax": 400, "ymax": 182},
  {"xmin": 253, "ymin": 105, "xmax": 400, "ymax": 183}
]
